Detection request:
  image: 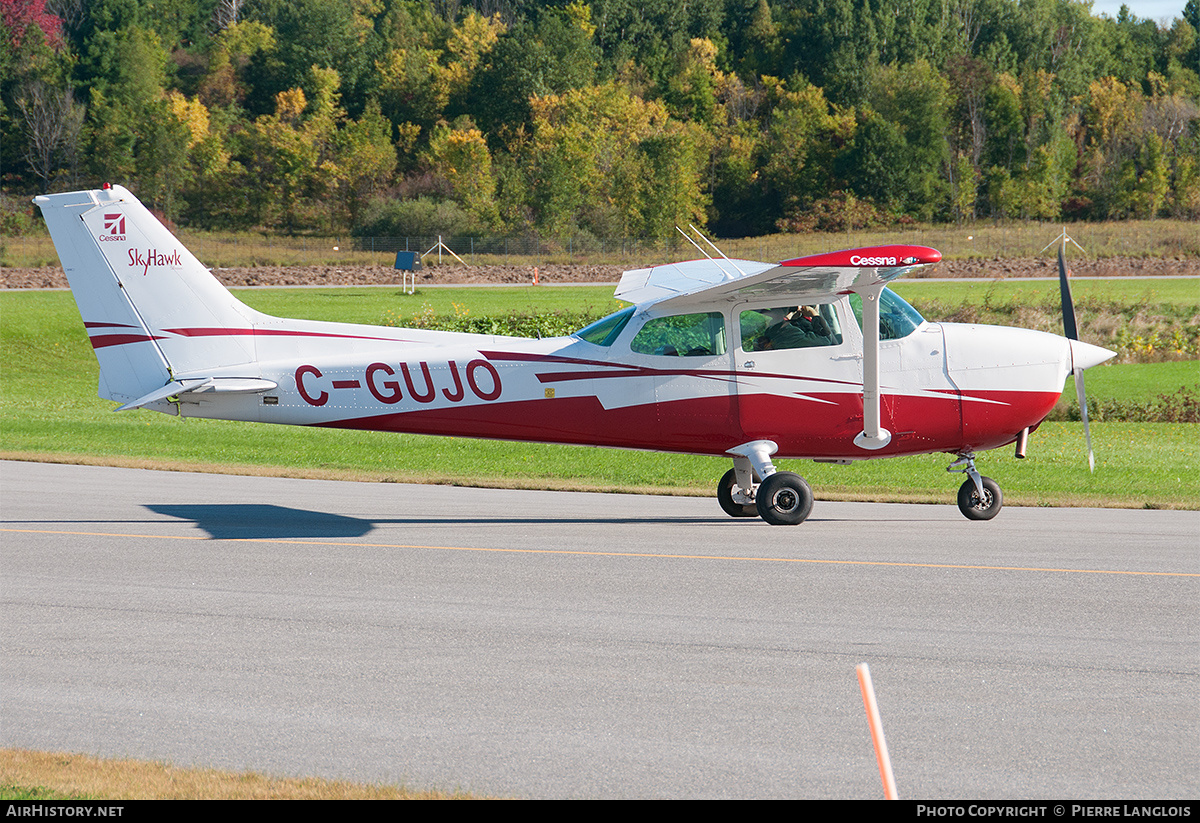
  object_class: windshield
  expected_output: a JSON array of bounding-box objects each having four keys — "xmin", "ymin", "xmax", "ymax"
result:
[
  {"xmin": 573, "ymin": 306, "xmax": 635, "ymax": 346},
  {"xmin": 848, "ymin": 288, "xmax": 926, "ymax": 340}
]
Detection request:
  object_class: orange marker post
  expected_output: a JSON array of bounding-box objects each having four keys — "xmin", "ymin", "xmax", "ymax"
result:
[{"xmin": 857, "ymin": 662, "xmax": 899, "ymax": 799}]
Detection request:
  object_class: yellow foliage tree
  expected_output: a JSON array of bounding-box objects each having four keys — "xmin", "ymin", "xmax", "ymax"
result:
[
  {"xmin": 525, "ymin": 81, "xmax": 707, "ymax": 237},
  {"xmin": 425, "ymin": 123, "xmax": 499, "ymax": 227}
]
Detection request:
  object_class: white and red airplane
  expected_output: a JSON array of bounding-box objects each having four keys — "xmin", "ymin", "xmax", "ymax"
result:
[{"xmin": 35, "ymin": 185, "xmax": 1114, "ymax": 524}]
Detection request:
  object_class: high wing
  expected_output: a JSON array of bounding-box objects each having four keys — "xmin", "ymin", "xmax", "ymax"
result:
[
  {"xmin": 617, "ymin": 244, "xmax": 943, "ymax": 452},
  {"xmin": 615, "ymin": 245, "xmax": 942, "ymax": 310}
]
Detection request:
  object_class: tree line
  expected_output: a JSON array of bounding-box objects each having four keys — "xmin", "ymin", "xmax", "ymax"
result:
[{"xmin": 3, "ymin": 0, "xmax": 1198, "ymax": 240}]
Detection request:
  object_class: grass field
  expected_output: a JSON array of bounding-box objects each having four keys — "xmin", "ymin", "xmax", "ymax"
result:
[
  {"xmin": 892, "ymin": 277, "xmax": 1200, "ymax": 308},
  {"xmin": 1, "ymin": 285, "xmax": 1195, "ymax": 509}
]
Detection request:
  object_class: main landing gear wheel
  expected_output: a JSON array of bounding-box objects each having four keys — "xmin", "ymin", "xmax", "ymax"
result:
[
  {"xmin": 756, "ymin": 471, "xmax": 814, "ymax": 526},
  {"xmin": 717, "ymin": 469, "xmax": 757, "ymax": 518},
  {"xmin": 957, "ymin": 476, "xmax": 1003, "ymax": 521}
]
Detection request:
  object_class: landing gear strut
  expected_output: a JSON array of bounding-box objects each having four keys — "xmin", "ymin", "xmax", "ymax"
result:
[
  {"xmin": 717, "ymin": 469, "xmax": 757, "ymax": 518},
  {"xmin": 948, "ymin": 453, "xmax": 1003, "ymax": 521},
  {"xmin": 717, "ymin": 439, "xmax": 815, "ymax": 525}
]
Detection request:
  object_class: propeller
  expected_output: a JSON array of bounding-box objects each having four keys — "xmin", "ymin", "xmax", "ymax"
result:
[{"xmin": 1057, "ymin": 239, "xmax": 1096, "ymax": 472}]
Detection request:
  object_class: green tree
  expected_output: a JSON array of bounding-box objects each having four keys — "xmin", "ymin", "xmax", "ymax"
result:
[
  {"xmin": 520, "ymin": 80, "xmax": 706, "ymax": 238},
  {"xmin": 588, "ymin": 0, "xmax": 723, "ymax": 85},
  {"xmin": 863, "ymin": 60, "xmax": 952, "ymax": 218},
  {"xmin": 424, "ymin": 121, "xmax": 499, "ymax": 229},
  {"xmin": 1133, "ymin": 132, "xmax": 1171, "ymax": 218},
  {"xmin": 761, "ymin": 81, "xmax": 853, "ymax": 224},
  {"xmin": 376, "ymin": 8, "xmax": 505, "ymax": 135},
  {"xmin": 466, "ymin": 4, "xmax": 599, "ymax": 138},
  {"xmin": 837, "ymin": 111, "xmax": 912, "ymax": 211},
  {"xmin": 1081, "ymin": 75, "xmax": 1146, "ymax": 217},
  {"xmin": 333, "ymin": 100, "xmax": 399, "ymax": 230},
  {"xmin": 244, "ymin": 0, "xmax": 383, "ymax": 118}
]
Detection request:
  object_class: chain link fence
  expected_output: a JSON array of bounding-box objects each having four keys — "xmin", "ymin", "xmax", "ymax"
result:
[{"xmin": 7, "ymin": 221, "xmax": 1197, "ymax": 269}]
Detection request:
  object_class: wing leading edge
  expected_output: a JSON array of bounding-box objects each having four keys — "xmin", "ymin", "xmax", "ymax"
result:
[{"xmin": 615, "ymin": 244, "xmax": 942, "ymax": 310}]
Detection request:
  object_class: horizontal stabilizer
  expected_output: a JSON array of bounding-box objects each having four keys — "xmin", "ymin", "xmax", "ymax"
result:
[{"xmin": 115, "ymin": 377, "xmax": 278, "ymax": 412}]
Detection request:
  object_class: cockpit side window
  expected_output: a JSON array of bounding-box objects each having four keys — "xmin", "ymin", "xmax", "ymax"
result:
[
  {"xmin": 630, "ymin": 312, "xmax": 727, "ymax": 357},
  {"xmin": 848, "ymin": 288, "xmax": 925, "ymax": 340},
  {"xmin": 740, "ymin": 303, "xmax": 844, "ymax": 352}
]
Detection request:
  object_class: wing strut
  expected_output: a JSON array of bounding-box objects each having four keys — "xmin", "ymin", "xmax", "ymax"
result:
[
  {"xmin": 674, "ymin": 226, "xmax": 743, "ymax": 280},
  {"xmin": 852, "ymin": 283, "xmax": 892, "ymax": 451}
]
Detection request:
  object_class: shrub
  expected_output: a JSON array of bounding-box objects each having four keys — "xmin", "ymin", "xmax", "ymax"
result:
[
  {"xmin": 1047, "ymin": 385, "xmax": 1200, "ymax": 423},
  {"xmin": 775, "ymin": 191, "xmax": 892, "ymax": 234},
  {"xmin": 354, "ymin": 197, "xmax": 485, "ymax": 237},
  {"xmin": 382, "ymin": 305, "xmax": 607, "ymax": 338}
]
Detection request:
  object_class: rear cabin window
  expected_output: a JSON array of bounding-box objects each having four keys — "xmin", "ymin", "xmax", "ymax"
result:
[
  {"xmin": 630, "ymin": 312, "xmax": 726, "ymax": 357},
  {"xmin": 740, "ymin": 303, "xmax": 844, "ymax": 351}
]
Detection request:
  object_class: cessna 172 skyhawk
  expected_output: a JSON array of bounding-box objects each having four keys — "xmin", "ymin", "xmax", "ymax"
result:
[{"xmin": 35, "ymin": 184, "xmax": 1114, "ymax": 525}]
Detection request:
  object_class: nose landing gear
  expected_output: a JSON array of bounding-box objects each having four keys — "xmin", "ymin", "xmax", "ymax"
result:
[{"xmin": 948, "ymin": 453, "xmax": 1003, "ymax": 521}]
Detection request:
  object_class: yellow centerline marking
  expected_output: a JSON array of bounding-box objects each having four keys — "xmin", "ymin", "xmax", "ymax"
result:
[{"xmin": 3, "ymin": 527, "xmax": 1196, "ymax": 577}]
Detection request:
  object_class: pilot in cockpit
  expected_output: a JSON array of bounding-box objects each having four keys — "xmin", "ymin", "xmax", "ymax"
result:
[{"xmin": 757, "ymin": 305, "xmax": 833, "ymax": 350}]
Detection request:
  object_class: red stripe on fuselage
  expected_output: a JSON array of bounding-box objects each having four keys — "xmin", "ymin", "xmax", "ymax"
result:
[
  {"xmin": 161, "ymin": 327, "xmax": 406, "ymax": 343},
  {"xmin": 89, "ymin": 333, "xmax": 164, "ymax": 349},
  {"xmin": 480, "ymin": 350, "xmax": 864, "ymax": 390},
  {"xmin": 312, "ymin": 388, "xmax": 1061, "ymax": 458}
]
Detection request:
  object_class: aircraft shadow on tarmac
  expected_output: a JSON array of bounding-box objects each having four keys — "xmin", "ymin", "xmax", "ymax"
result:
[
  {"xmin": 143, "ymin": 503, "xmax": 724, "ymax": 539},
  {"xmin": 146, "ymin": 504, "xmax": 377, "ymax": 540}
]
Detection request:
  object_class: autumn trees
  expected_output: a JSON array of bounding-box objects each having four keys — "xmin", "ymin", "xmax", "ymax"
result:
[{"xmin": 2, "ymin": 0, "xmax": 1198, "ymax": 238}]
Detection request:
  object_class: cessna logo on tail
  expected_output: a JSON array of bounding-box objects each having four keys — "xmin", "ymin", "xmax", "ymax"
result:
[
  {"xmin": 99, "ymin": 213, "xmax": 126, "ymax": 241},
  {"xmin": 128, "ymin": 247, "xmax": 183, "ymax": 276}
]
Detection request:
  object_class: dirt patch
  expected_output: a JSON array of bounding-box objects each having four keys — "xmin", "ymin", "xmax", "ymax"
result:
[{"xmin": 4, "ymin": 256, "xmax": 1198, "ymax": 289}]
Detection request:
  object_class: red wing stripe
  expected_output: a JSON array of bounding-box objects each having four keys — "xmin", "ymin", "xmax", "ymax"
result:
[{"xmin": 83, "ymin": 321, "xmax": 138, "ymax": 329}]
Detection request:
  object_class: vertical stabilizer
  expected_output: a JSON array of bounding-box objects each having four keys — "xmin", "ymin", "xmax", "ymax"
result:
[{"xmin": 34, "ymin": 186, "xmax": 263, "ymax": 403}]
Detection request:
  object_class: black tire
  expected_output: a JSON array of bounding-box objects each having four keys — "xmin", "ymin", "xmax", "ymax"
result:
[
  {"xmin": 717, "ymin": 468, "xmax": 758, "ymax": 518},
  {"xmin": 755, "ymin": 471, "xmax": 814, "ymax": 526},
  {"xmin": 957, "ymin": 476, "xmax": 1003, "ymax": 521}
]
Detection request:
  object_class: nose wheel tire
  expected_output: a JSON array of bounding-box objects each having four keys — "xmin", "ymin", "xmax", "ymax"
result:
[
  {"xmin": 957, "ymin": 476, "xmax": 1003, "ymax": 521},
  {"xmin": 756, "ymin": 471, "xmax": 814, "ymax": 525},
  {"xmin": 717, "ymin": 469, "xmax": 758, "ymax": 518}
]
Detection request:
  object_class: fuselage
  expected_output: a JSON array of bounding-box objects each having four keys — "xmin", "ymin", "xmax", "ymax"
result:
[{"xmin": 160, "ymin": 290, "xmax": 1076, "ymax": 461}]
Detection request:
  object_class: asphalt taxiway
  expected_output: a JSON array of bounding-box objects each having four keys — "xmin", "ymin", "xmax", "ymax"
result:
[{"xmin": 2, "ymin": 461, "xmax": 1196, "ymax": 798}]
